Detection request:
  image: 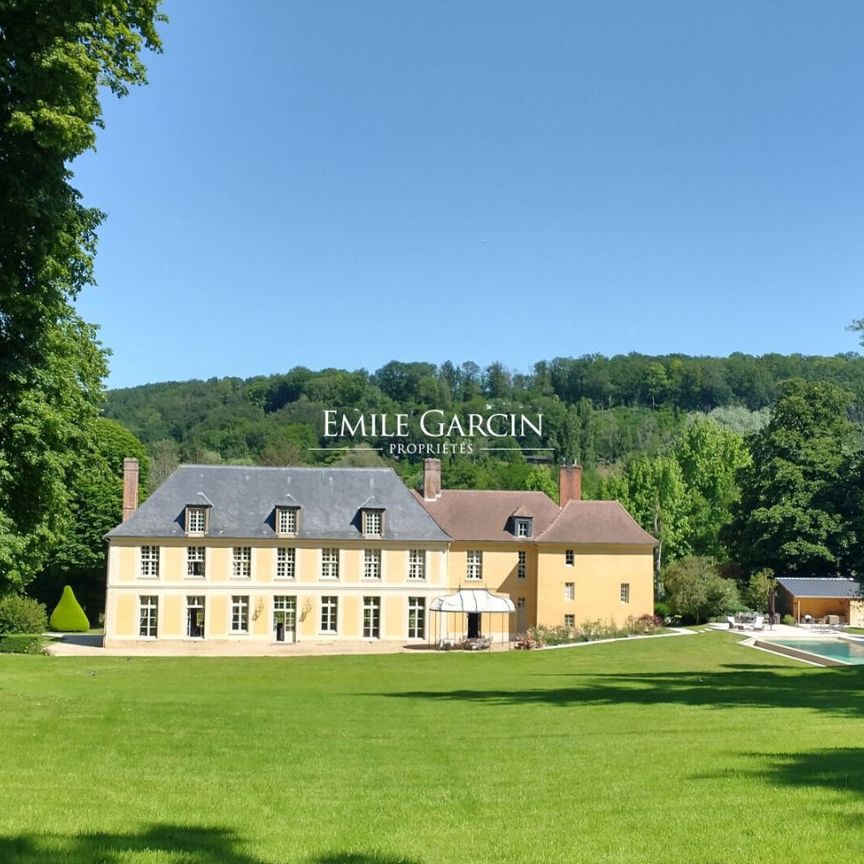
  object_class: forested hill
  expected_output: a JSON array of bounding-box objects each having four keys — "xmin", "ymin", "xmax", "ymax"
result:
[{"xmin": 104, "ymin": 353, "xmax": 864, "ymax": 491}]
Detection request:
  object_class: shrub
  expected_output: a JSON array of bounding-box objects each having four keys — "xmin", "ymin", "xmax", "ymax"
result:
[
  {"xmin": 782, "ymin": 614, "xmax": 795, "ymax": 626},
  {"xmin": 626, "ymin": 614, "xmax": 663, "ymax": 635},
  {"xmin": 654, "ymin": 601, "xmax": 671, "ymax": 621},
  {"xmin": 0, "ymin": 634, "xmax": 44, "ymax": 654},
  {"xmin": 48, "ymin": 586, "xmax": 90, "ymax": 633},
  {"xmin": 0, "ymin": 595, "xmax": 48, "ymax": 635}
]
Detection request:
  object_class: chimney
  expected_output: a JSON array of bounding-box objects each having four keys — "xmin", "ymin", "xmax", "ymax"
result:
[
  {"xmin": 122, "ymin": 457, "xmax": 139, "ymax": 522},
  {"xmin": 423, "ymin": 458, "xmax": 442, "ymax": 500},
  {"xmin": 559, "ymin": 464, "xmax": 582, "ymax": 505}
]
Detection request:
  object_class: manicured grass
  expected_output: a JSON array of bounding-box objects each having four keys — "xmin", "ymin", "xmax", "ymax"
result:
[{"xmin": 1, "ymin": 632, "xmax": 863, "ymax": 863}]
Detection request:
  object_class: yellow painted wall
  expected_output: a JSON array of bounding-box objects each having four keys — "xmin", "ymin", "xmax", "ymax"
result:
[
  {"xmin": 104, "ymin": 540, "xmax": 447, "ymax": 645},
  {"xmin": 104, "ymin": 538, "xmax": 654, "ymax": 645},
  {"xmin": 536, "ymin": 545, "xmax": 654, "ymax": 628}
]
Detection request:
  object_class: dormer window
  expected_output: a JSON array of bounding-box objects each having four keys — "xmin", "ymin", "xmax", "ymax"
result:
[
  {"xmin": 362, "ymin": 509, "xmax": 383, "ymax": 538},
  {"xmin": 513, "ymin": 517, "xmax": 533, "ymax": 538},
  {"xmin": 185, "ymin": 506, "xmax": 209, "ymax": 536},
  {"xmin": 276, "ymin": 507, "xmax": 299, "ymax": 536}
]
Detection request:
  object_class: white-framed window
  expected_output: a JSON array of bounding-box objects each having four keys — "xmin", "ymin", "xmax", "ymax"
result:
[
  {"xmin": 232, "ymin": 547, "xmax": 251, "ymax": 579},
  {"xmin": 408, "ymin": 596, "xmax": 426, "ymax": 639},
  {"xmin": 565, "ymin": 549, "xmax": 575, "ymax": 566},
  {"xmin": 514, "ymin": 517, "xmax": 532, "ymax": 538},
  {"xmin": 466, "ymin": 550, "xmax": 483, "ymax": 581},
  {"xmin": 620, "ymin": 583, "xmax": 630, "ymax": 603},
  {"xmin": 362, "ymin": 509, "xmax": 383, "ymax": 537},
  {"xmin": 139, "ymin": 595, "xmax": 158, "ymax": 638},
  {"xmin": 139, "ymin": 546, "xmax": 160, "ymax": 578},
  {"xmin": 276, "ymin": 547, "xmax": 296, "ymax": 579},
  {"xmin": 363, "ymin": 549, "xmax": 382, "ymax": 580},
  {"xmin": 186, "ymin": 595, "xmax": 205, "ymax": 638},
  {"xmin": 321, "ymin": 548, "xmax": 340, "ymax": 580},
  {"xmin": 186, "ymin": 506, "xmax": 207, "ymax": 535},
  {"xmin": 276, "ymin": 507, "xmax": 298, "ymax": 536},
  {"xmin": 564, "ymin": 614, "xmax": 575, "ymax": 628},
  {"xmin": 231, "ymin": 595, "xmax": 249, "ymax": 633},
  {"xmin": 363, "ymin": 596, "xmax": 381, "ymax": 638},
  {"xmin": 517, "ymin": 550, "xmax": 527, "ymax": 580},
  {"xmin": 565, "ymin": 582, "xmax": 575, "ymax": 601},
  {"xmin": 408, "ymin": 549, "xmax": 426, "ymax": 580},
  {"xmin": 321, "ymin": 595, "xmax": 338, "ymax": 633},
  {"xmin": 187, "ymin": 546, "xmax": 206, "ymax": 578}
]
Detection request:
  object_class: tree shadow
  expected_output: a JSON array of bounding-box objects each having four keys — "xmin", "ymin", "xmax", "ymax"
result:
[
  {"xmin": 0, "ymin": 826, "xmax": 423, "ymax": 864},
  {"xmin": 378, "ymin": 665, "xmax": 864, "ymax": 718},
  {"xmin": 752, "ymin": 748, "xmax": 864, "ymax": 798},
  {"xmin": 0, "ymin": 825, "xmax": 266, "ymax": 864}
]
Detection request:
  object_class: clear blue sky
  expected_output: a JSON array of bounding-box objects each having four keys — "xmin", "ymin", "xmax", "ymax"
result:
[{"xmin": 72, "ymin": 0, "xmax": 864, "ymax": 389}]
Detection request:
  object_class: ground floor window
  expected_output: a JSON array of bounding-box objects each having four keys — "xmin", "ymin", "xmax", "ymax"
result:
[
  {"xmin": 363, "ymin": 596, "xmax": 381, "ymax": 638},
  {"xmin": 186, "ymin": 595, "xmax": 205, "ymax": 638},
  {"xmin": 273, "ymin": 595, "xmax": 296, "ymax": 642},
  {"xmin": 231, "ymin": 595, "xmax": 249, "ymax": 633},
  {"xmin": 139, "ymin": 595, "xmax": 158, "ymax": 638},
  {"xmin": 408, "ymin": 596, "xmax": 425, "ymax": 639},
  {"xmin": 321, "ymin": 595, "xmax": 338, "ymax": 633},
  {"xmin": 564, "ymin": 614, "xmax": 575, "ymax": 628},
  {"xmin": 620, "ymin": 583, "xmax": 630, "ymax": 603}
]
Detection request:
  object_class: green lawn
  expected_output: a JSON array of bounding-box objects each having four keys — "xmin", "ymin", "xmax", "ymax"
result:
[{"xmin": 1, "ymin": 632, "xmax": 863, "ymax": 863}]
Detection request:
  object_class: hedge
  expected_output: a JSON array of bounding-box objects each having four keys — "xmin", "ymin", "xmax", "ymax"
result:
[{"xmin": 0, "ymin": 634, "xmax": 44, "ymax": 654}]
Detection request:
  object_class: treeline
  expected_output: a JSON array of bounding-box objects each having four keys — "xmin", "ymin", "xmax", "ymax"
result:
[{"xmin": 104, "ymin": 352, "xmax": 864, "ymax": 483}]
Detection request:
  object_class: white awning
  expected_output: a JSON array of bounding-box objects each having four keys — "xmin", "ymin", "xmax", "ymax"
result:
[{"xmin": 430, "ymin": 589, "xmax": 515, "ymax": 614}]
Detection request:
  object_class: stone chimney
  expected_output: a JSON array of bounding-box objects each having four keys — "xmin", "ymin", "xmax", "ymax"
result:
[
  {"xmin": 423, "ymin": 458, "xmax": 442, "ymax": 501},
  {"xmin": 558, "ymin": 464, "xmax": 582, "ymax": 505},
  {"xmin": 122, "ymin": 458, "xmax": 139, "ymax": 522}
]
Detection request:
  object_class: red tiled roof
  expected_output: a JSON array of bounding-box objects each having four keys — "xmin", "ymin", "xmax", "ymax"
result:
[
  {"xmin": 536, "ymin": 500, "xmax": 658, "ymax": 546},
  {"xmin": 413, "ymin": 489, "xmax": 559, "ymax": 542}
]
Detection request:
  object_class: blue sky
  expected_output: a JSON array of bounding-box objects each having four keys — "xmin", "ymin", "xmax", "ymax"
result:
[{"xmin": 72, "ymin": 0, "xmax": 864, "ymax": 389}]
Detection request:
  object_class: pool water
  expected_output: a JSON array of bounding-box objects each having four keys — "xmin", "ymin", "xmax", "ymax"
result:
[{"xmin": 769, "ymin": 638, "xmax": 864, "ymax": 665}]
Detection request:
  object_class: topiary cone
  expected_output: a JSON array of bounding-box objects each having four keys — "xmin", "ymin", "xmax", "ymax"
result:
[{"xmin": 48, "ymin": 586, "xmax": 90, "ymax": 633}]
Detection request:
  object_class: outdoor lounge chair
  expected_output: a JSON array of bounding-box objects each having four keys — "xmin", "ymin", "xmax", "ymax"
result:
[
  {"xmin": 752, "ymin": 615, "xmax": 765, "ymax": 630},
  {"xmin": 726, "ymin": 616, "xmax": 736, "ymax": 629}
]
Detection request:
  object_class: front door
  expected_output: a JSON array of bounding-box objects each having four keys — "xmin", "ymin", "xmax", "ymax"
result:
[
  {"xmin": 467, "ymin": 612, "xmax": 481, "ymax": 639},
  {"xmin": 273, "ymin": 596, "xmax": 296, "ymax": 643}
]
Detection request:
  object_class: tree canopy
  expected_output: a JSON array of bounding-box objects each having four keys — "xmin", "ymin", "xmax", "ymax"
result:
[
  {"xmin": 0, "ymin": 1, "xmax": 163, "ymax": 592},
  {"xmin": 725, "ymin": 380, "xmax": 863, "ymax": 577}
]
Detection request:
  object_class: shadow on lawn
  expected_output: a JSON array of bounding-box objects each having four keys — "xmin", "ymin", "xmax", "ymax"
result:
[
  {"xmin": 0, "ymin": 826, "xmax": 423, "ymax": 864},
  {"xmin": 381, "ymin": 665, "xmax": 864, "ymax": 717},
  {"xmin": 0, "ymin": 825, "xmax": 265, "ymax": 864},
  {"xmin": 753, "ymin": 747, "xmax": 864, "ymax": 799}
]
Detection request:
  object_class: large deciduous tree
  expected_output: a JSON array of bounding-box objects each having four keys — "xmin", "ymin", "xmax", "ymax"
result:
[
  {"xmin": 725, "ymin": 380, "xmax": 862, "ymax": 577},
  {"xmin": 0, "ymin": 1, "xmax": 163, "ymax": 592}
]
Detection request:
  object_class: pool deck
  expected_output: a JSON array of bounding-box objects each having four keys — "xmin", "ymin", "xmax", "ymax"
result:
[{"xmin": 708, "ymin": 622, "xmax": 864, "ymax": 641}]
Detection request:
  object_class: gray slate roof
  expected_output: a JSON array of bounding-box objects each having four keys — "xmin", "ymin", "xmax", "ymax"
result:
[
  {"xmin": 107, "ymin": 465, "xmax": 450, "ymax": 542},
  {"xmin": 776, "ymin": 577, "xmax": 862, "ymax": 599}
]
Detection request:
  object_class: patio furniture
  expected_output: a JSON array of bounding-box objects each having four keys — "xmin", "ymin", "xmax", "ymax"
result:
[
  {"xmin": 726, "ymin": 616, "xmax": 736, "ymax": 630},
  {"xmin": 752, "ymin": 615, "xmax": 765, "ymax": 630}
]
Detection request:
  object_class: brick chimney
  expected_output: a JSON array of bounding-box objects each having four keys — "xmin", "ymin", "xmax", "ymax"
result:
[
  {"xmin": 559, "ymin": 464, "xmax": 582, "ymax": 505},
  {"xmin": 423, "ymin": 458, "xmax": 442, "ymax": 500},
  {"xmin": 122, "ymin": 458, "xmax": 139, "ymax": 522}
]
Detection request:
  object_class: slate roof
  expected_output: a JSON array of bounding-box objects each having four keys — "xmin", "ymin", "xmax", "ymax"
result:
[
  {"xmin": 536, "ymin": 500, "xmax": 659, "ymax": 546},
  {"xmin": 776, "ymin": 577, "xmax": 862, "ymax": 599},
  {"xmin": 107, "ymin": 465, "xmax": 450, "ymax": 542},
  {"xmin": 414, "ymin": 489, "xmax": 561, "ymax": 542}
]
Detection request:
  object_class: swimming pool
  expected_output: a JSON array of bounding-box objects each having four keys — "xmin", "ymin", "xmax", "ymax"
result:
[{"xmin": 766, "ymin": 638, "xmax": 864, "ymax": 665}]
